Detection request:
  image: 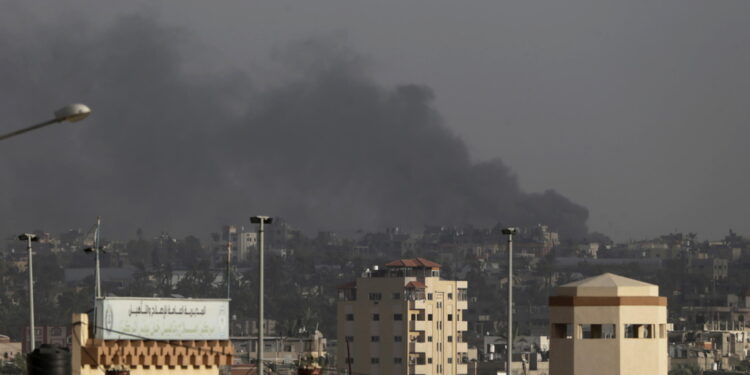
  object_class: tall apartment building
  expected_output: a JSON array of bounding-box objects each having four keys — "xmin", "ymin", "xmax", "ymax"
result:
[
  {"xmin": 549, "ymin": 273, "xmax": 668, "ymax": 375},
  {"xmin": 337, "ymin": 258, "xmax": 469, "ymax": 375},
  {"xmin": 211, "ymin": 225, "xmax": 258, "ymax": 265}
]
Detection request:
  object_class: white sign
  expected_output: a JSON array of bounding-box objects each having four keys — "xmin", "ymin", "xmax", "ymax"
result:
[{"xmin": 95, "ymin": 297, "xmax": 229, "ymax": 340}]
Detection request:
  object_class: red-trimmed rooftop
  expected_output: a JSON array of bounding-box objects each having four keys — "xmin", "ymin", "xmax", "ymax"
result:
[{"xmin": 384, "ymin": 257, "xmax": 441, "ymax": 269}]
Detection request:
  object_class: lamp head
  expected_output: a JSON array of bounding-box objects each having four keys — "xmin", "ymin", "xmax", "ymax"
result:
[
  {"xmin": 18, "ymin": 233, "xmax": 39, "ymax": 242},
  {"xmin": 54, "ymin": 103, "xmax": 91, "ymax": 123},
  {"xmin": 83, "ymin": 247, "xmax": 106, "ymax": 254},
  {"xmin": 501, "ymin": 227, "xmax": 518, "ymax": 235},
  {"xmin": 250, "ymin": 216, "xmax": 273, "ymax": 224}
]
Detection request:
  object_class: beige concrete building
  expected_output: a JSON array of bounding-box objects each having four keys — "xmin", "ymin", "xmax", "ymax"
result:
[
  {"xmin": 0, "ymin": 335, "xmax": 22, "ymax": 364},
  {"xmin": 337, "ymin": 258, "xmax": 469, "ymax": 375},
  {"xmin": 231, "ymin": 330, "xmax": 327, "ymax": 365},
  {"xmin": 71, "ymin": 314, "xmax": 232, "ymax": 375},
  {"xmin": 549, "ymin": 273, "xmax": 668, "ymax": 375}
]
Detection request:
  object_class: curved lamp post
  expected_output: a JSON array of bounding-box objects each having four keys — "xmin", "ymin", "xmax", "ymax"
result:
[{"xmin": 0, "ymin": 103, "xmax": 92, "ymax": 141}]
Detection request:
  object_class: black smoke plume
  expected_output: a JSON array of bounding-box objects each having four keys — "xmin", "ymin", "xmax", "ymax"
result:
[{"xmin": 0, "ymin": 13, "xmax": 588, "ymax": 239}]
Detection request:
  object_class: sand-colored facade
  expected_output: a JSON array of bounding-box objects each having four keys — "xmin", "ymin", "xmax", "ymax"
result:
[
  {"xmin": 71, "ymin": 314, "xmax": 232, "ymax": 375},
  {"xmin": 549, "ymin": 273, "xmax": 668, "ymax": 375},
  {"xmin": 337, "ymin": 258, "xmax": 469, "ymax": 375}
]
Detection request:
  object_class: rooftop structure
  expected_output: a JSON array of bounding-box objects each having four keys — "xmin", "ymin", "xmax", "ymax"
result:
[{"xmin": 549, "ymin": 273, "xmax": 668, "ymax": 375}]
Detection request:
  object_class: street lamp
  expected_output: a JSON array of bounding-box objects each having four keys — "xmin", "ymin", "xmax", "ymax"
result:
[
  {"xmin": 250, "ymin": 215, "xmax": 272, "ymax": 375},
  {"xmin": 18, "ymin": 233, "xmax": 39, "ymax": 352},
  {"xmin": 0, "ymin": 103, "xmax": 92, "ymax": 141},
  {"xmin": 501, "ymin": 227, "xmax": 518, "ymax": 375}
]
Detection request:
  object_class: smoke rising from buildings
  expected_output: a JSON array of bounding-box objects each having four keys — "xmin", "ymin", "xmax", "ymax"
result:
[{"xmin": 0, "ymin": 12, "xmax": 588, "ymax": 239}]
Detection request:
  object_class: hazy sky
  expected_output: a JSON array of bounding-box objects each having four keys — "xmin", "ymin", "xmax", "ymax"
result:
[{"xmin": 3, "ymin": 1, "xmax": 750, "ymax": 241}]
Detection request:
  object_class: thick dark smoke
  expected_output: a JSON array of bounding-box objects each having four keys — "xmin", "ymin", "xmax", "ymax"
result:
[{"xmin": 0, "ymin": 13, "xmax": 588, "ymax": 239}]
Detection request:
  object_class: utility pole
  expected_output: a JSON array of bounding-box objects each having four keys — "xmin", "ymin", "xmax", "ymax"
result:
[
  {"xmin": 226, "ymin": 239, "xmax": 232, "ymax": 300},
  {"xmin": 94, "ymin": 216, "xmax": 102, "ymax": 299},
  {"xmin": 346, "ymin": 336, "xmax": 352, "ymax": 375},
  {"xmin": 83, "ymin": 217, "xmax": 104, "ymax": 336},
  {"xmin": 19, "ymin": 233, "xmax": 39, "ymax": 352},
  {"xmin": 502, "ymin": 227, "xmax": 517, "ymax": 375},
  {"xmin": 251, "ymin": 216, "xmax": 272, "ymax": 375}
]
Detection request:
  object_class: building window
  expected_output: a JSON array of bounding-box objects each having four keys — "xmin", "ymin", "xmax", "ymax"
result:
[
  {"xmin": 371, "ymin": 336, "xmax": 380, "ymax": 342},
  {"xmin": 394, "ymin": 336, "xmax": 403, "ymax": 342},
  {"xmin": 428, "ymin": 336, "xmax": 433, "ymax": 342},
  {"xmin": 448, "ymin": 314, "xmax": 453, "ymax": 321},
  {"xmin": 437, "ymin": 321, "xmax": 442, "ymax": 330},
  {"xmin": 371, "ymin": 357, "xmax": 380, "ymax": 364},
  {"xmin": 625, "ymin": 324, "xmax": 653, "ymax": 338},
  {"xmin": 437, "ymin": 343, "xmax": 442, "ymax": 352},
  {"xmin": 411, "ymin": 313, "xmax": 417, "ymax": 321},
  {"xmin": 394, "ymin": 313, "xmax": 403, "ymax": 321},
  {"xmin": 448, "ymin": 293, "xmax": 453, "ymax": 299},
  {"xmin": 644, "ymin": 324, "xmax": 654, "ymax": 338},
  {"xmin": 373, "ymin": 313, "xmax": 380, "ymax": 321},
  {"xmin": 448, "ymin": 357, "xmax": 453, "ymax": 364},
  {"xmin": 345, "ymin": 336, "xmax": 354, "ymax": 342},
  {"xmin": 552, "ymin": 323, "xmax": 573, "ymax": 339},
  {"xmin": 581, "ymin": 324, "xmax": 619, "ymax": 339},
  {"xmin": 458, "ymin": 288, "xmax": 468, "ymax": 301},
  {"xmin": 369, "ymin": 293, "xmax": 382, "ymax": 301},
  {"xmin": 428, "ymin": 358, "xmax": 433, "ymax": 364},
  {"xmin": 428, "ymin": 314, "xmax": 433, "ymax": 321},
  {"xmin": 448, "ymin": 335, "xmax": 453, "ymax": 342},
  {"xmin": 393, "ymin": 292, "xmax": 401, "ymax": 300},
  {"xmin": 625, "ymin": 324, "xmax": 638, "ymax": 338},
  {"xmin": 580, "ymin": 324, "xmax": 596, "ymax": 339},
  {"xmin": 346, "ymin": 314, "xmax": 354, "ymax": 321},
  {"xmin": 428, "ymin": 293, "xmax": 433, "ymax": 300},
  {"xmin": 437, "ymin": 302, "xmax": 442, "ymax": 308},
  {"xmin": 394, "ymin": 357, "xmax": 403, "ymax": 364}
]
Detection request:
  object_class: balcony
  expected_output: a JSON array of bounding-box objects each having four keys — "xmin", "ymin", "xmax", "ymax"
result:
[
  {"xmin": 409, "ymin": 299, "xmax": 426, "ymax": 310},
  {"xmin": 456, "ymin": 363, "xmax": 468, "ymax": 374},
  {"xmin": 456, "ymin": 342, "xmax": 468, "ymax": 353},
  {"xmin": 457, "ymin": 300, "xmax": 468, "ymax": 310},
  {"xmin": 409, "ymin": 341, "xmax": 428, "ymax": 353},
  {"xmin": 456, "ymin": 321, "xmax": 468, "ymax": 331},
  {"xmin": 409, "ymin": 364, "xmax": 429, "ymax": 374},
  {"xmin": 410, "ymin": 320, "xmax": 427, "ymax": 332}
]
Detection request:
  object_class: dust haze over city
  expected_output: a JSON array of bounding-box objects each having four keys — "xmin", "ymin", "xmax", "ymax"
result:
[{"xmin": 2, "ymin": 2, "xmax": 750, "ymax": 375}]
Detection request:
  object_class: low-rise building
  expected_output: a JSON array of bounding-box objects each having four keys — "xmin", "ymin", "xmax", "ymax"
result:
[
  {"xmin": 0, "ymin": 335, "xmax": 21, "ymax": 364},
  {"xmin": 230, "ymin": 330, "xmax": 327, "ymax": 365},
  {"xmin": 71, "ymin": 297, "xmax": 233, "ymax": 375}
]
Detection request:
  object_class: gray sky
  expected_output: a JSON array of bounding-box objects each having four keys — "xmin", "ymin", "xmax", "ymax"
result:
[{"xmin": 3, "ymin": 1, "xmax": 750, "ymax": 241}]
